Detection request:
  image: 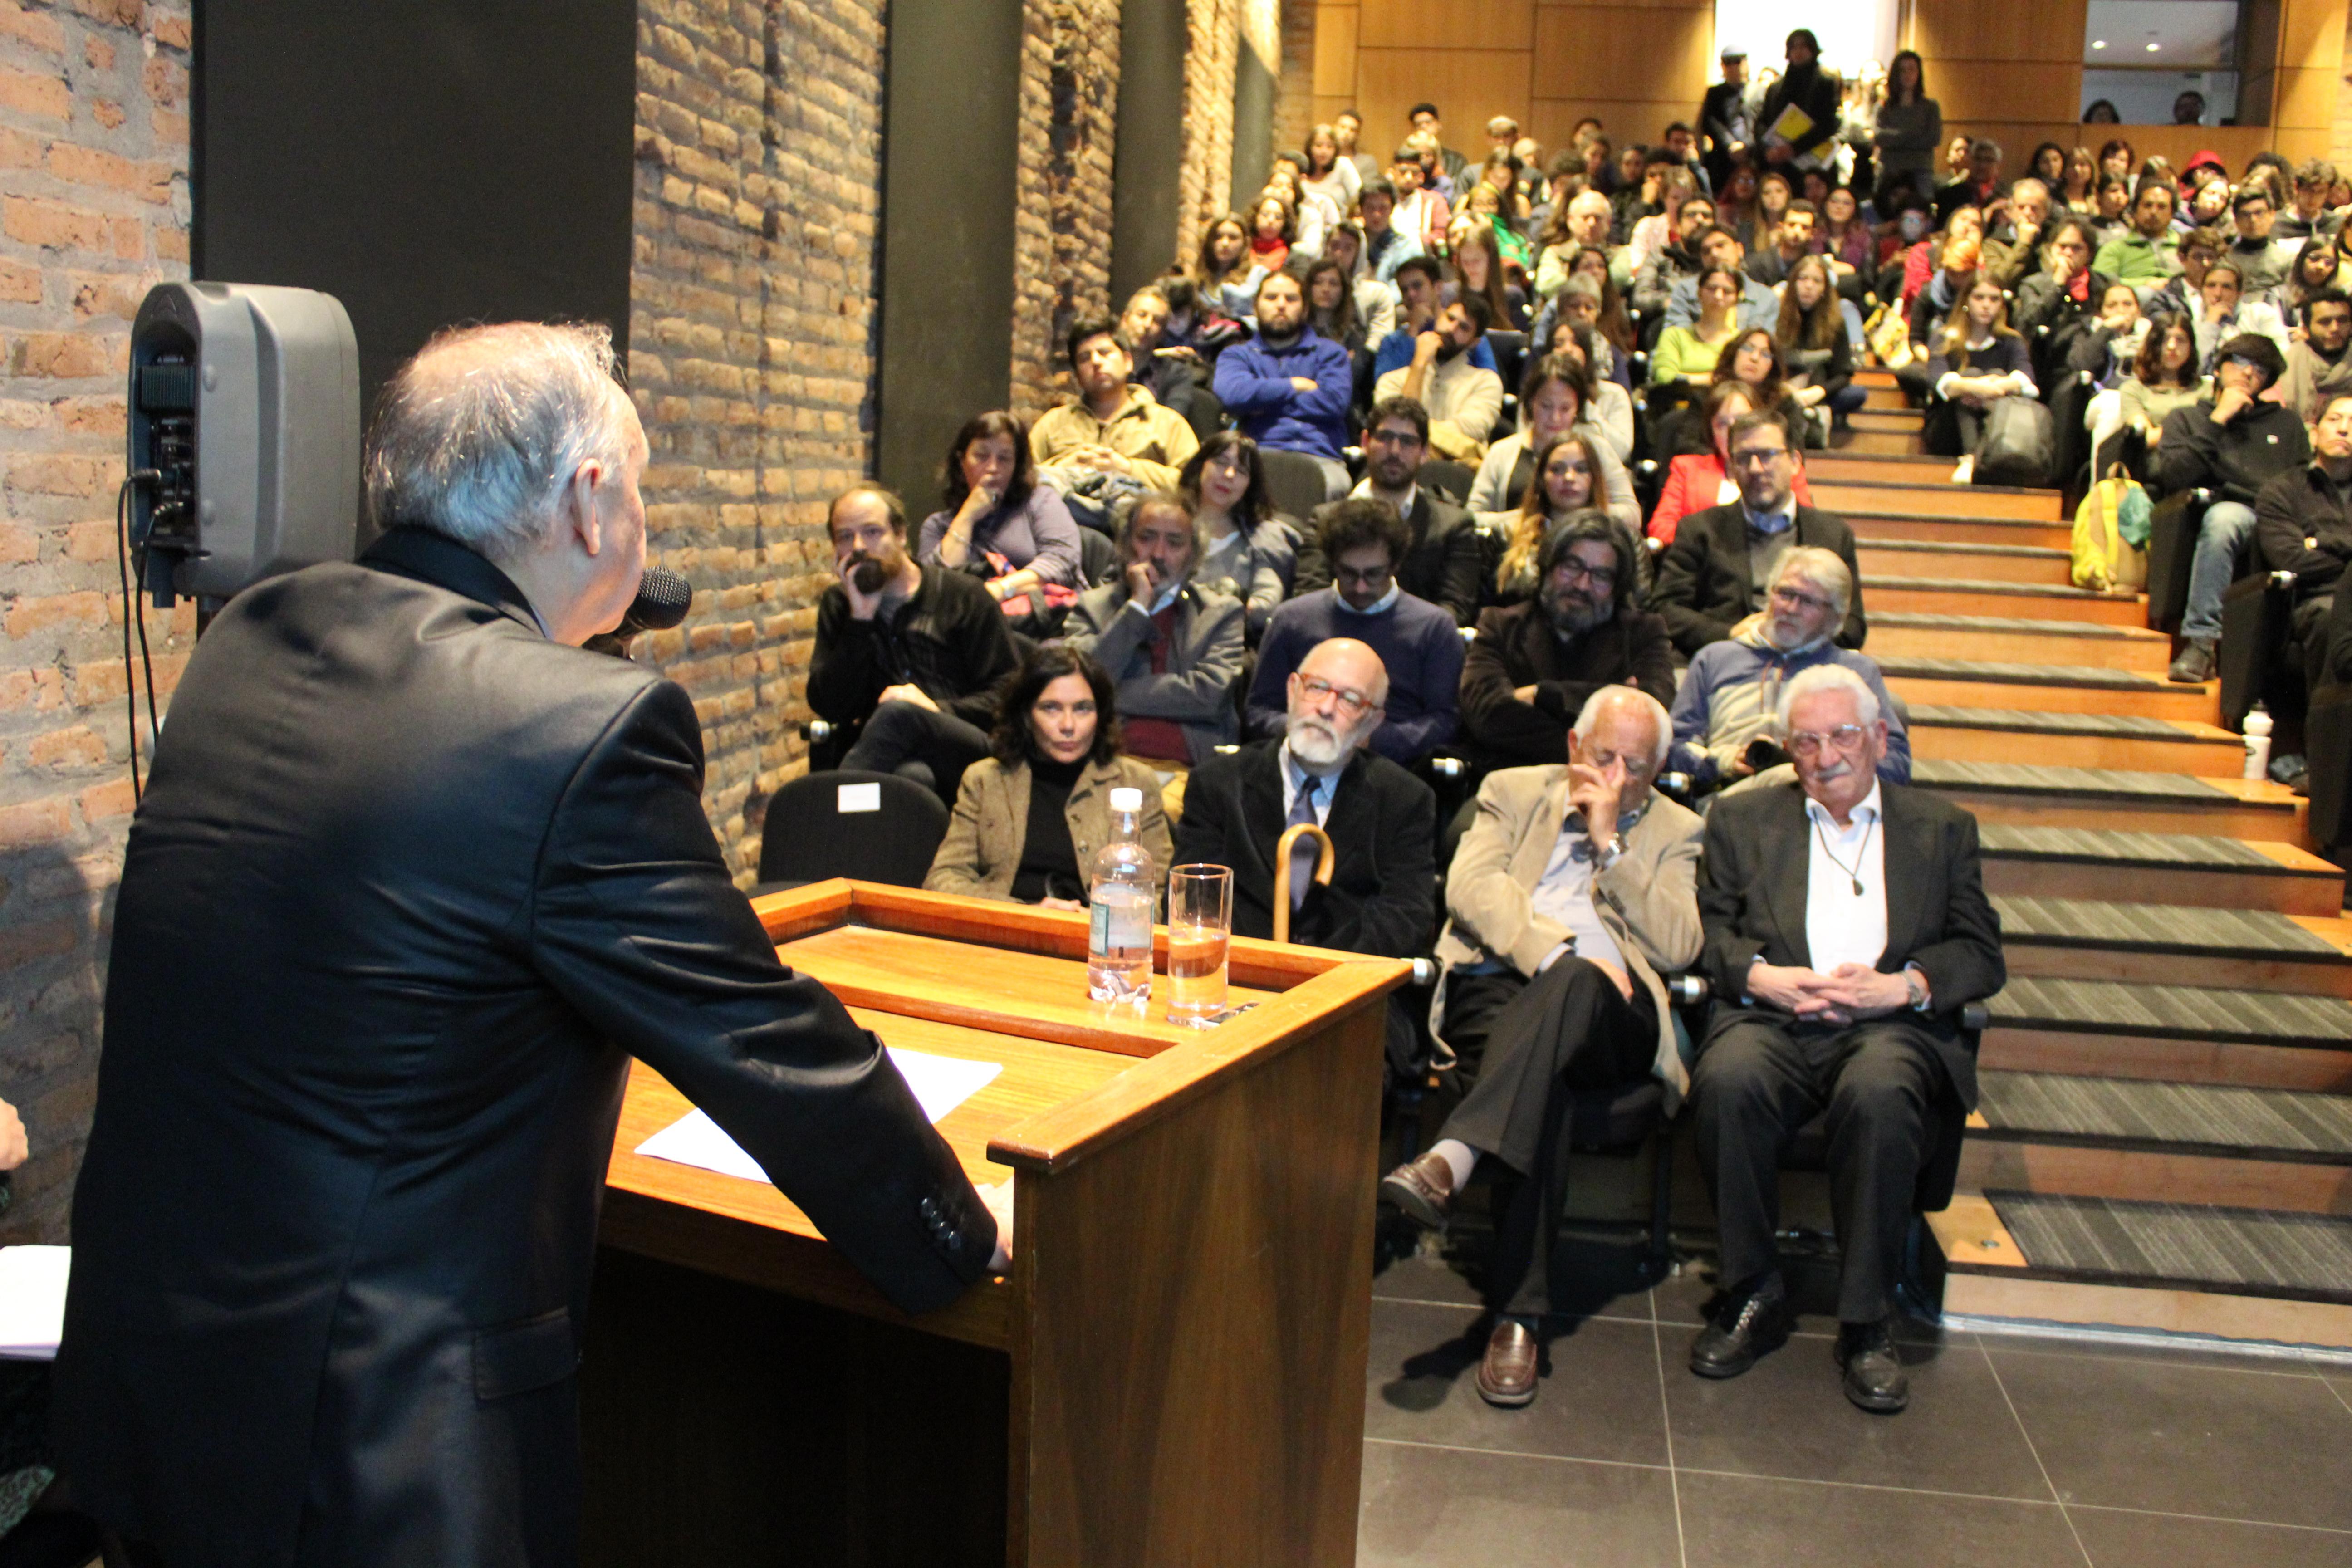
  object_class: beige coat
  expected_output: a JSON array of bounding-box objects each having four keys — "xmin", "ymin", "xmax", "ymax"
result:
[
  {"xmin": 924, "ymin": 754, "xmax": 1175, "ymax": 906},
  {"xmin": 1432, "ymin": 764, "xmax": 1706, "ymax": 1104}
]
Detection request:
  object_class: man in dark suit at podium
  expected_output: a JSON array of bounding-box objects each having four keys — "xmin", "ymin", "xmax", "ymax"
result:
[
  {"xmin": 1684, "ymin": 664, "xmax": 2003, "ymax": 1414},
  {"xmin": 1176, "ymin": 636, "xmax": 1437, "ymax": 1072},
  {"xmin": 1650, "ymin": 411, "xmax": 1867, "ymax": 657},
  {"xmin": 54, "ymin": 323, "xmax": 1010, "ymax": 1568}
]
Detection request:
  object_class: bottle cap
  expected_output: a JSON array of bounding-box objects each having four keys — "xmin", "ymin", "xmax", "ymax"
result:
[{"xmin": 1110, "ymin": 787, "xmax": 1143, "ymax": 812}]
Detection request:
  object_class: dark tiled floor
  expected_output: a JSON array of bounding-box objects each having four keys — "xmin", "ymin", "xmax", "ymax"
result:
[{"xmin": 1358, "ymin": 1234, "xmax": 2352, "ymax": 1567}]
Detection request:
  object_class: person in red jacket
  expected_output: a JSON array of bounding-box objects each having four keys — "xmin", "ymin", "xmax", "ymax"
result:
[{"xmin": 1647, "ymin": 379, "xmax": 1816, "ymax": 545}]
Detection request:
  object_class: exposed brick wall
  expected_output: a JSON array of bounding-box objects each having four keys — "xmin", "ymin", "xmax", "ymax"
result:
[
  {"xmin": 1273, "ymin": 0, "xmax": 1314, "ymax": 162},
  {"xmin": 1011, "ymin": 0, "xmax": 1120, "ymax": 417},
  {"xmin": 0, "ymin": 0, "xmax": 191, "ymax": 1245},
  {"xmin": 1176, "ymin": 0, "xmax": 1240, "ymax": 267},
  {"xmin": 630, "ymin": 0, "xmax": 887, "ymax": 885}
]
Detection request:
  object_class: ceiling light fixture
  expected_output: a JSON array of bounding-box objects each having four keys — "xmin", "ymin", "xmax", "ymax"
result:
[
  {"xmin": 2146, "ymin": 40, "xmax": 2161, "ymax": 50},
  {"xmin": 2092, "ymin": 38, "xmax": 2107, "ymax": 48}
]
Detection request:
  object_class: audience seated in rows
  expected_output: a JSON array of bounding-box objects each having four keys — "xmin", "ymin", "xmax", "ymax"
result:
[
  {"xmin": 1652, "ymin": 410, "xmax": 1865, "ymax": 657},
  {"xmin": 1116, "ymin": 284, "xmax": 1208, "ymax": 426},
  {"xmin": 1250, "ymin": 495, "xmax": 1465, "ymax": 766},
  {"xmin": 1927, "ymin": 276, "xmax": 2037, "ymax": 484},
  {"xmin": 922, "ymin": 644, "xmax": 1173, "ymax": 907},
  {"xmin": 811, "ymin": 482, "xmax": 1020, "ymax": 804},
  {"xmin": 1381, "ymin": 685, "xmax": 1701, "ymax": 1409},
  {"xmin": 1661, "ymin": 228, "xmax": 1781, "ymax": 331},
  {"xmin": 1176, "ymin": 636, "xmax": 1437, "ymax": 1073},
  {"xmin": 2188, "ymin": 260, "xmax": 2289, "ymax": 374},
  {"xmin": 2093, "ymin": 181, "xmax": 2182, "ymax": 284},
  {"xmin": 1687, "ymin": 663, "xmax": 2006, "ymax": 1414},
  {"xmin": 1298, "ymin": 397, "xmax": 1485, "ymax": 625},
  {"xmin": 1356, "ymin": 178, "xmax": 1426, "ymax": 285},
  {"xmin": 2248, "ymin": 392, "xmax": 2352, "ymax": 787},
  {"xmin": 2156, "ymin": 334, "xmax": 2310, "ymax": 682},
  {"xmin": 1062, "ymin": 494, "xmax": 1245, "ymax": 767},
  {"xmin": 1668, "ymin": 548, "xmax": 1909, "ymax": 791},
  {"xmin": 1469, "ymin": 355, "xmax": 1638, "ymax": 529},
  {"xmin": 1475, "ymin": 435, "xmax": 1628, "ymax": 587},
  {"xmin": 1460, "ymin": 512, "xmax": 1675, "ymax": 771},
  {"xmin": 1373, "ymin": 258, "xmax": 1499, "ymax": 377},
  {"xmin": 1649, "ymin": 380, "xmax": 1818, "ymax": 546},
  {"xmin": 2279, "ymin": 289, "xmax": 2352, "ymax": 423}
]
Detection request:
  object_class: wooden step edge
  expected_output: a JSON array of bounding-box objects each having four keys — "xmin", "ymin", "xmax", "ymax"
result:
[
  {"xmin": 1983, "ymin": 1027, "xmax": 2352, "ymax": 1093},
  {"xmin": 1874, "ymin": 618, "xmax": 2173, "ymax": 641},
  {"xmin": 1965, "ymin": 1115, "xmax": 2352, "ymax": 1174},
  {"xmin": 1912, "ymin": 710, "xmax": 2231, "ymax": 737},
  {"xmin": 1928, "ymin": 773, "xmax": 2301, "ymax": 808}
]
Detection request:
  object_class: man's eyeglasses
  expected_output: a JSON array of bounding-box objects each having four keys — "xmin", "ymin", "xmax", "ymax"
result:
[
  {"xmin": 1365, "ymin": 428, "xmax": 1422, "ymax": 448},
  {"xmin": 1332, "ymin": 565, "xmax": 1394, "ymax": 588},
  {"xmin": 1787, "ymin": 724, "xmax": 1870, "ymax": 757},
  {"xmin": 1297, "ymin": 675, "xmax": 1381, "ymax": 716},
  {"xmin": 1769, "ymin": 583, "xmax": 1833, "ymax": 614},
  {"xmin": 1731, "ymin": 446, "xmax": 1790, "ymax": 467},
  {"xmin": 1554, "ymin": 557, "xmax": 1618, "ymax": 589},
  {"xmin": 2226, "ymin": 355, "xmax": 2264, "ymax": 372}
]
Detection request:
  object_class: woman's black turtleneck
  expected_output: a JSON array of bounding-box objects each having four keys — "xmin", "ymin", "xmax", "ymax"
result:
[{"xmin": 1010, "ymin": 752, "xmax": 1089, "ymax": 904}]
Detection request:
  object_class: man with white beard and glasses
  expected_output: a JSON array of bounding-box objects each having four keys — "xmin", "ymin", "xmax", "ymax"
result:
[
  {"xmin": 1460, "ymin": 513, "xmax": 1675, "ymax": 771},
  {"xmin": 1667, "ymin": 547, "xmax": 1908, "ymax": 793},
  {"xmin": 1380, "ymin": 686, "xmax": 1702, "ymax": 1410},
  {"xmin": 1175, "ymin": 636, "xmax": 1438, "ymax": 1075},
  {"xmin": 807, "ymin": 482, "xmax": 1020, "ymax": 797}
]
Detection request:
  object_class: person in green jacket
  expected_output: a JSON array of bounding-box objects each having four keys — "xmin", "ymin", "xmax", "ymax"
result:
[{"xmin": 2093, "ymin": 181, "xmax": 2184, "ymax": 284}]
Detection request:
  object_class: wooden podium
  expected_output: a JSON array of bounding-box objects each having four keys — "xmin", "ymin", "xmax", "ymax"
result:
[{"xmin": 582, "ymin": 880, "xmax": 1409, "ymax": 1567}]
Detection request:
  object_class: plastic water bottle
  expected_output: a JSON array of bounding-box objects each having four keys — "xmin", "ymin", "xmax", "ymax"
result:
[
  {"xmin": 1087, "ymin": 786, "xmax": 1156, "ymax": 1004},
  {"xmin": 2243, "ymin": 703, "xmax": 2272, "ymax": 782}
]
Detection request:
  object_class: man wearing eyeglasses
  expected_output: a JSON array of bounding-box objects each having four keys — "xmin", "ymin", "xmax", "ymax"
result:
[
  {"xmin": 2153, "ymin": 333, "xmax": 2310, "ymax": 683},
  {"xmin": 1176, "ymin": 636, "xmax": 1438, "ymax": 1071},
  {"xmin": 1685, "ymin": 663, "xmax": 2004, "ymax": 1413},
  {"xmin": 1301, "ymin": 396, "xmax": 1485, "ymax": 626},
  {"xmin": 1650, "ymin": 410, "xmax": 1866, "ymax": 658},
  {"xmin": 1380, "ymin": 686, "xmax": 1701, "ymax": 1408},
  {"xmin": 1460, "ymin": 513, "xmax": 1675, "ymax": 771},
  {"xmin": 1669, "ymin": 548, "xmax": 1908, "ymax": 792},
  {"xmin": 1249, "ymin": 497, "xmax": 1468, "ymax": 765}
]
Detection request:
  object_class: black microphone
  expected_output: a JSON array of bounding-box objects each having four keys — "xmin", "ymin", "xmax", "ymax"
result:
[
  {"xmin": 585, "ymin": 567, "xmax": 691, "ymax": 658},
  {"xmin": 618, "ymin": 566, "xmax": 691, "ymax": 635}
]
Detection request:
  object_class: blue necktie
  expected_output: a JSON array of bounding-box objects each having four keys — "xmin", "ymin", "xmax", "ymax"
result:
[{"xmin": 1288, "ymin": 775, "xmax": 1322, "ymax": 910}]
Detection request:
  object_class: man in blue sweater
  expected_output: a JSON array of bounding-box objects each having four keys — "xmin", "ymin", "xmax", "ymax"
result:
[
  {"xmin": 1248, "ymin": 496, "xmax": 1465, "ymax": 765},
  {"xmin": 1212, "ymin": 269, "xmax": 1357, "ymax": 498},
  {"xmin": 1669, "ymin": 547, "xmax": 1908, "ymax": 789}
]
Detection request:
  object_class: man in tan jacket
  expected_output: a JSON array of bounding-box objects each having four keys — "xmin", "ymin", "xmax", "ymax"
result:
[
  {"xmin": 1379, "ymin": 685, "xmax": 1703, "ymax": 1410},
  {"xmin": 1028, "ymin": 318, "xmax": 1200, "ymax": 491}
]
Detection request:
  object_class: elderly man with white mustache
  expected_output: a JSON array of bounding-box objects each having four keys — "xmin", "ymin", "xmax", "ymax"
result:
[{"xmin": 1682, "ymin": 663, "xmax": 2004, "ymax": 1415}]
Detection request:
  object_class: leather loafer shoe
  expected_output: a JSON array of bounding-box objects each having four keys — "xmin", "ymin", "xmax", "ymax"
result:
[
  {"xmin": 1475, "ymin": 1317, "xmax": 1539, "ymax": 1407},
  {"xmin": 1689, "ymin": 1279, "xmax": 1791, "ymax": 1379},
  {"xmin": 1379, "ymin": 1151, "xmax": 1455, "ymax": 1229},
  {"xmin": 1836, "ymin": 1319, "xmax": 1910, "ymax": 1413}
]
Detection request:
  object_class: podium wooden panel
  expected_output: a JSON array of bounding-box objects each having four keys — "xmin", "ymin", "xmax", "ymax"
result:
[{"xmin": 583, "ymin": 881, "xmax": 1408, "ymax": 1567}]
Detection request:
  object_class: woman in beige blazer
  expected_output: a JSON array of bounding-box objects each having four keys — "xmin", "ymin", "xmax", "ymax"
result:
[{"xmin": 924, "ymin": 644, "xmax": 1173, "ymax": 906}]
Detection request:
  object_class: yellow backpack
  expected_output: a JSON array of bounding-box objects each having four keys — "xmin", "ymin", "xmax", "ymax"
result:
[{"xmin": 2070, "ymin": 471, "xmax": 2150, "ymax": 593}]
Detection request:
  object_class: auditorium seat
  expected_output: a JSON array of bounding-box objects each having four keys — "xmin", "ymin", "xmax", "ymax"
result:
[{"xmin": 754, "ymin": 769, "xmax": 949, "ymax": 893}]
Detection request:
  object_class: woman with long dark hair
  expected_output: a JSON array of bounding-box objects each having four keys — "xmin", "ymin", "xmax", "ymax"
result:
[
  {"xmin": 1874, "ymin": 50, "xmax": 1941, "ymax": 202},
  {"xmin": 919, "ymin": 410, "xmax": 1083, "ymax": 601},
  {"xmin": 1450, "ymin": 224, "xmax": 1528, "ymax": 331},
  {"xmin": 1927, "ymin": 276, "xmax": 2036, "ymax": 482},
  {"xmin": 1774, "ymin": 255, "xmax": 1859, "ymax": 441},
  {"xmin": 1191, "ymin": 212, "xmax": 1264, "ymax": 320},
  {"xmin": 1467, "ymin": 353, "xmax": 1638, "ymax": 529},
  {"xmin": 1487, "ymin": 432, "xmax": 1612, "ymax": 604},
  {"xmin": 924, "ymin": 644, "xmax": 1172, "ymax": 907},
  {"xmin": 1303, "ymin": 257, "xmax": 1365, "ymax": 351},
  {"xmin": 1179, "ymin": 432, "xmax": 1296, "ymax": 640}
]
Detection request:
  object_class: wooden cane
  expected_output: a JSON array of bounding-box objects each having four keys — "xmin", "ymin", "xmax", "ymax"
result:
[{"xmin": 1271, "ymin": 822, "xmax": 1336, "ymax": 946}]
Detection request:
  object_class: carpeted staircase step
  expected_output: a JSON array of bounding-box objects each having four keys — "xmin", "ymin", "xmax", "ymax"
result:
[
  {"xmin": 1975, "ymin": 824, "xmax": 2342, "ymax": 914},
  {"xmin": 1859, "ymin": 538, "xmax": 2073, "ymax": 584},
  {"xmin": 1907, "ymin": 705, "xmax": 2242, "ymax": 774},
  {"xmin": 1851, "ymin": 408, "xmax": 1922, "ymax": 433},
  {"xmin": 1975, "ymin": 1071, "xmax": 2352, "ymax": 1162},
  {"xmin": 1980, "ymin": 1191, "xmax": 2352, "ymax": 1305},
  {"xmin": 1989, "ymin": 975, "xmax": 2352, "ymax": 1049},
  {"xmin": 1872, "ymin": 615, "xmax": 2170, "ymax": 673},
  {"xmin": 1810, "ymin": 479, "xmax": 2063, "ymax": 521},
  {"xmin": 1847, "ymin": 513, "xmax": 2072, "ymax": 550},
  {"xmin": 1883, "ymin": 659, "xmax": 2218, "ymax": 723},
  {"xmin": 1990, "ymin": 895, "xmax": 2352, "ymax": 997},
  {"xmin": 1866, "ymin": 576, "xmax": 2146, "ymax": 624},
  {"xmin": 1912, "ymin": 758, "xmax": 2302, "ymax": 841}
]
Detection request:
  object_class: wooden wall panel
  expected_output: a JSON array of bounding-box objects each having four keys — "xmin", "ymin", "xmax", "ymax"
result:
[
  {"xmin": 1931, "ymin": 62, "xmax": 2087, "ymax": 125},
  {"xmin": 1353, "ymin": 47, "xmax": 1533, "ymax": 153},
  {"xmin": 1532, "ymin": 5, "xmax": 1712, "ymax": 104},
  {"xmin": 1313, "ymin": 4, "xmax": 1358, "ymax": 97},
  {"xmin": 1529, "ymin": 98, "xmax": 1701, "ymax": 152},
  {"xmin": 2112, "ymin": 125, "xmax": 2275, "ymax": 173},
  {"xmin": 1910, "ymin": 0, "xmax": 2087, "ymax": 66},
  {"xmin": 1358, "ymin": 0, "xmax": 1534, "ymax": 49}
]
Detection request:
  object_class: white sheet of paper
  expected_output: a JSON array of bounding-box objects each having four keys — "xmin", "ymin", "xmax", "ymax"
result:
[
  {"xmin": 0, "ymin": 1245, "xmax": 70, "ymax": 1360},
  {"xmin": 634, "ymin": 1048, "xmax": 1002, "ymax": 1183},
  {"xmin": 836, "ymin": 781, "xmax": 882, "ymax": 813}
]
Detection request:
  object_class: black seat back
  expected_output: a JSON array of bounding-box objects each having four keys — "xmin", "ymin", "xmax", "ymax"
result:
[
  {"xmin": 2144, "ymin": 491, "xmax": 2208, "ymax": 634},
  {"xmin": 2306, "ymin": 686, "xmax": 2352, "ymax": 847},
  {"xmin": 1417, "ymin": 458, "xmax": 1476, "ymax": 506},
  {"xmin": 1258, "ymin": 446, "xmax": 1333, "ymax": 523},
  {"xmin": 757, "ymin": 769, "xmax": 950, "ymax": 889}
]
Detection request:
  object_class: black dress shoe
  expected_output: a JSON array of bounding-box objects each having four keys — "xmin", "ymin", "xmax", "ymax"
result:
[
  {"xmin": 1836, "ymin": 1318, "xmax": 1910, "ymax": 1412},
  {"xmin": 1688, "ymin": 1278, "xmax": 1791, "ymax": 1379}
]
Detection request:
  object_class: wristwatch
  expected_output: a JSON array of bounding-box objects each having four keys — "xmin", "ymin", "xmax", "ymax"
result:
[{"xmin": 1903, "ymin": 965, "xmax": 1931, "ymax": 1012}]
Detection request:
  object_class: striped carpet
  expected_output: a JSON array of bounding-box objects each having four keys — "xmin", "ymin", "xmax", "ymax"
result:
[
  {"xmin": 1876, "ymin": 657, "xmax": 2167, "ymax": 690},
  {"xmin": 1977, "ymin": 1072, "xmax": 2352, "ymax": 1157},
  {"xmin": 1989, "ymin": 896, "xmax": 2344, "ymax": 957},
  {"xmin": 1915, "ymin": 760, "xmax": 2233, "ymax": 800},
  {"xmin": 1990, "ymin": 976, "xmax": 2352, "ymax": 1044},
  {"xmin": 1989, "ymin": 1191, "xmax": 2352, "ymax": 1300},
  {"xmin": 1908, "ymin": 706, "xmax": 2205, "ymax": 737},
  {"xmin": 1976, "ymin": 825, "xmax": 2282, "ymax": 868}
]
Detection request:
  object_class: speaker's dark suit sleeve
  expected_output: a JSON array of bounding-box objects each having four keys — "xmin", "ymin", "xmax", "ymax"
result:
[{"xmin": 528, "ymin": 679, "xmax": 995, "ymax": 1316}]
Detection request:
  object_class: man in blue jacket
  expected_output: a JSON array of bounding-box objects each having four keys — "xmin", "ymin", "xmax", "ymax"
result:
[{"xmin": 1213, "ymin": 268, "xmax": 1356, "ymax": 498}]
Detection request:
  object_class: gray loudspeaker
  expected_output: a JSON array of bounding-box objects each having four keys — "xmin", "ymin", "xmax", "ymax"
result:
[{"xmin": 127, "ymin": 281, "xmax": 361, "ymax": 607}]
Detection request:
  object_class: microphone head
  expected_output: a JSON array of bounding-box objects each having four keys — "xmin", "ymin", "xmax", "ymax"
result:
[{"xmin": 623, "ymin": 566, "xmax": 692, "ymax": 633}]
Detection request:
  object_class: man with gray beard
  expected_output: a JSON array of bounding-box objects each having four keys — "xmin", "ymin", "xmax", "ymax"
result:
[
  {"xmin": 1460, "ymin": 512, "xmax": 1675, "ymax": 770},
  {"xmin": 1667, "ymin": 547, "xmax": 1909, "ymax": 792}
]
